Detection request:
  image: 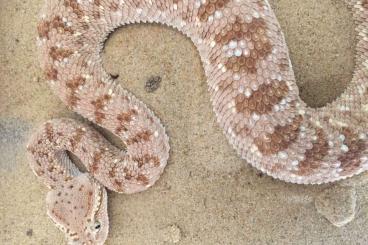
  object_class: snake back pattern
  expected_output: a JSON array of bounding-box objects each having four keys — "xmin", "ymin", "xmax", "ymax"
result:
[{"xmin": 27, "ymin": 0, "xmax": 368, "ymax": 244}]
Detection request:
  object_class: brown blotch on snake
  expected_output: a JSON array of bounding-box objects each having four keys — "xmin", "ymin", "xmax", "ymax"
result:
[
  {"xmin": 221, "ymin": 17, "xmax": 272, "ymax": 74},
  {"xmin": 338, "ymin": 128, "xmax": 367, "ymax": 175},
  {"xmin": 198, "ymin": 0, "xmax": 230, "ymax": 22},
  {"xmin": 91, "ymin": 94, "xmax": 112, "ymax": 123},
  {"xmin": 254, "ymin": 115, "xmax": 303, "ymax": 155},
  {"xmin": 63, "ymin": 0, "xmax": 85, "ymax": 18},
  {"xmin": 65, "ymin": 77, "xmax": 86, "ymax": 107},
  {"xmin": 235, "ymin": 80, "xmax": 289, "ymax": 116},
  {"xmin": 49, "ymin": 47, "xmax": 74, "ymax": 62}
]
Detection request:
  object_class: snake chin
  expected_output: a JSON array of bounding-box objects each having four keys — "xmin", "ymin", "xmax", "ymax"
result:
[{"xmin": 46, "ymin": 174, "xmax": 109, "ymax": 245}]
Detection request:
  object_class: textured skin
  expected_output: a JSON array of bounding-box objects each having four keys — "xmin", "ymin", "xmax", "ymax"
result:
[{"xmin": 27, "ymin": 0, "xmax": 368, "ymax": 243}]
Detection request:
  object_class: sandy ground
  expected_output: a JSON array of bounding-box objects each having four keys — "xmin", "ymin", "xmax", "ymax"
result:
[{"xmin": 1, "ymin": 0, "xmax": 367, "ymax": 244}]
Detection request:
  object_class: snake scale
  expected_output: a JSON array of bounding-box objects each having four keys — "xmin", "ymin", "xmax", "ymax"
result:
[{"xmin": 27, "ymin": 0, "xmax": 368, "ymax": 243}]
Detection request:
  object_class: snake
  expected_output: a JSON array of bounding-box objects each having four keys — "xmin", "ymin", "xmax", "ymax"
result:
[{"xmin": 27, "ymin": 0, "xmax": 368, "ymax": 244}]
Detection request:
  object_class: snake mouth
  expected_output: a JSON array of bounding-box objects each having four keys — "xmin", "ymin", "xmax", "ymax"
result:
[{"xmin": 90, "ymin": 181, "xmax": 109, "ymax": 244}]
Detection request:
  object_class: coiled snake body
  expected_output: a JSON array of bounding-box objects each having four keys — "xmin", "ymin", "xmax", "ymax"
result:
[{"xmin": 28, "ymin": 0, "xmax": 368, "ymax": 243}]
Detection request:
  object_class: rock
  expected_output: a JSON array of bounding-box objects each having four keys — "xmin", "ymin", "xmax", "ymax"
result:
[
  {"xmin": 315, "ymin": 185, "xmax": 357, "ymax": 227},
  {"xmin": 162, "ymin": 224, "xmax": 182, "ymax": 243},
  {"xmin": 26, "ymin": 229, "xmax": 33, "ymax": 237},
  {"xmin": 145, "ymin": 76, "xmax": 162, "ymax": 93}
]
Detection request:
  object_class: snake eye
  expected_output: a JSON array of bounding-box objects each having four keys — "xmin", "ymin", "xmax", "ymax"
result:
[{"xmin": 93, "ymin": 221, "xmax": 101, "ymax": 231}]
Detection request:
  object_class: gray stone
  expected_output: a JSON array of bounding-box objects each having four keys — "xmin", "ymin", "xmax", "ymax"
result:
[
  {"xmin": 161, "ymin": 224, "xmax": 182, "ymax": 243},
  {"xmin": 315, "ymin": 185, "xmax": 357, "ymax": 227}
]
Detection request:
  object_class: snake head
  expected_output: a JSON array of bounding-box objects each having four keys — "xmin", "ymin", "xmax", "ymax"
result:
[{"xmin": 46, "ymin": 173, "xmax": 109, "ymax": 245}]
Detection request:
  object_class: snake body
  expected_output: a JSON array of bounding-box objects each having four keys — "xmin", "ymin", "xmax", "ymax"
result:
[{"xmin": 28, "ymin": 0, "xmax": 368, "ymax": 243}]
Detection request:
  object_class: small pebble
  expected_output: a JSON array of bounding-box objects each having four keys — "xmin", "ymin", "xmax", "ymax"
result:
[
  {"xmin": 26, "ymin": 229, "xmax": 33, "ymax": 237},
  {"xmin": 162, "ymin": 224, "xmax": 182, "ymax": 243},
  {"xmin": 145, "ymin": 75, "xmax": 162, "ymax": 93}
]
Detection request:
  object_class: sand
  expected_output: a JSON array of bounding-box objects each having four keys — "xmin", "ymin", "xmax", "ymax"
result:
[{"xmin": 1, "ymin": 0, "xmax": 367, "ymax": 244}]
